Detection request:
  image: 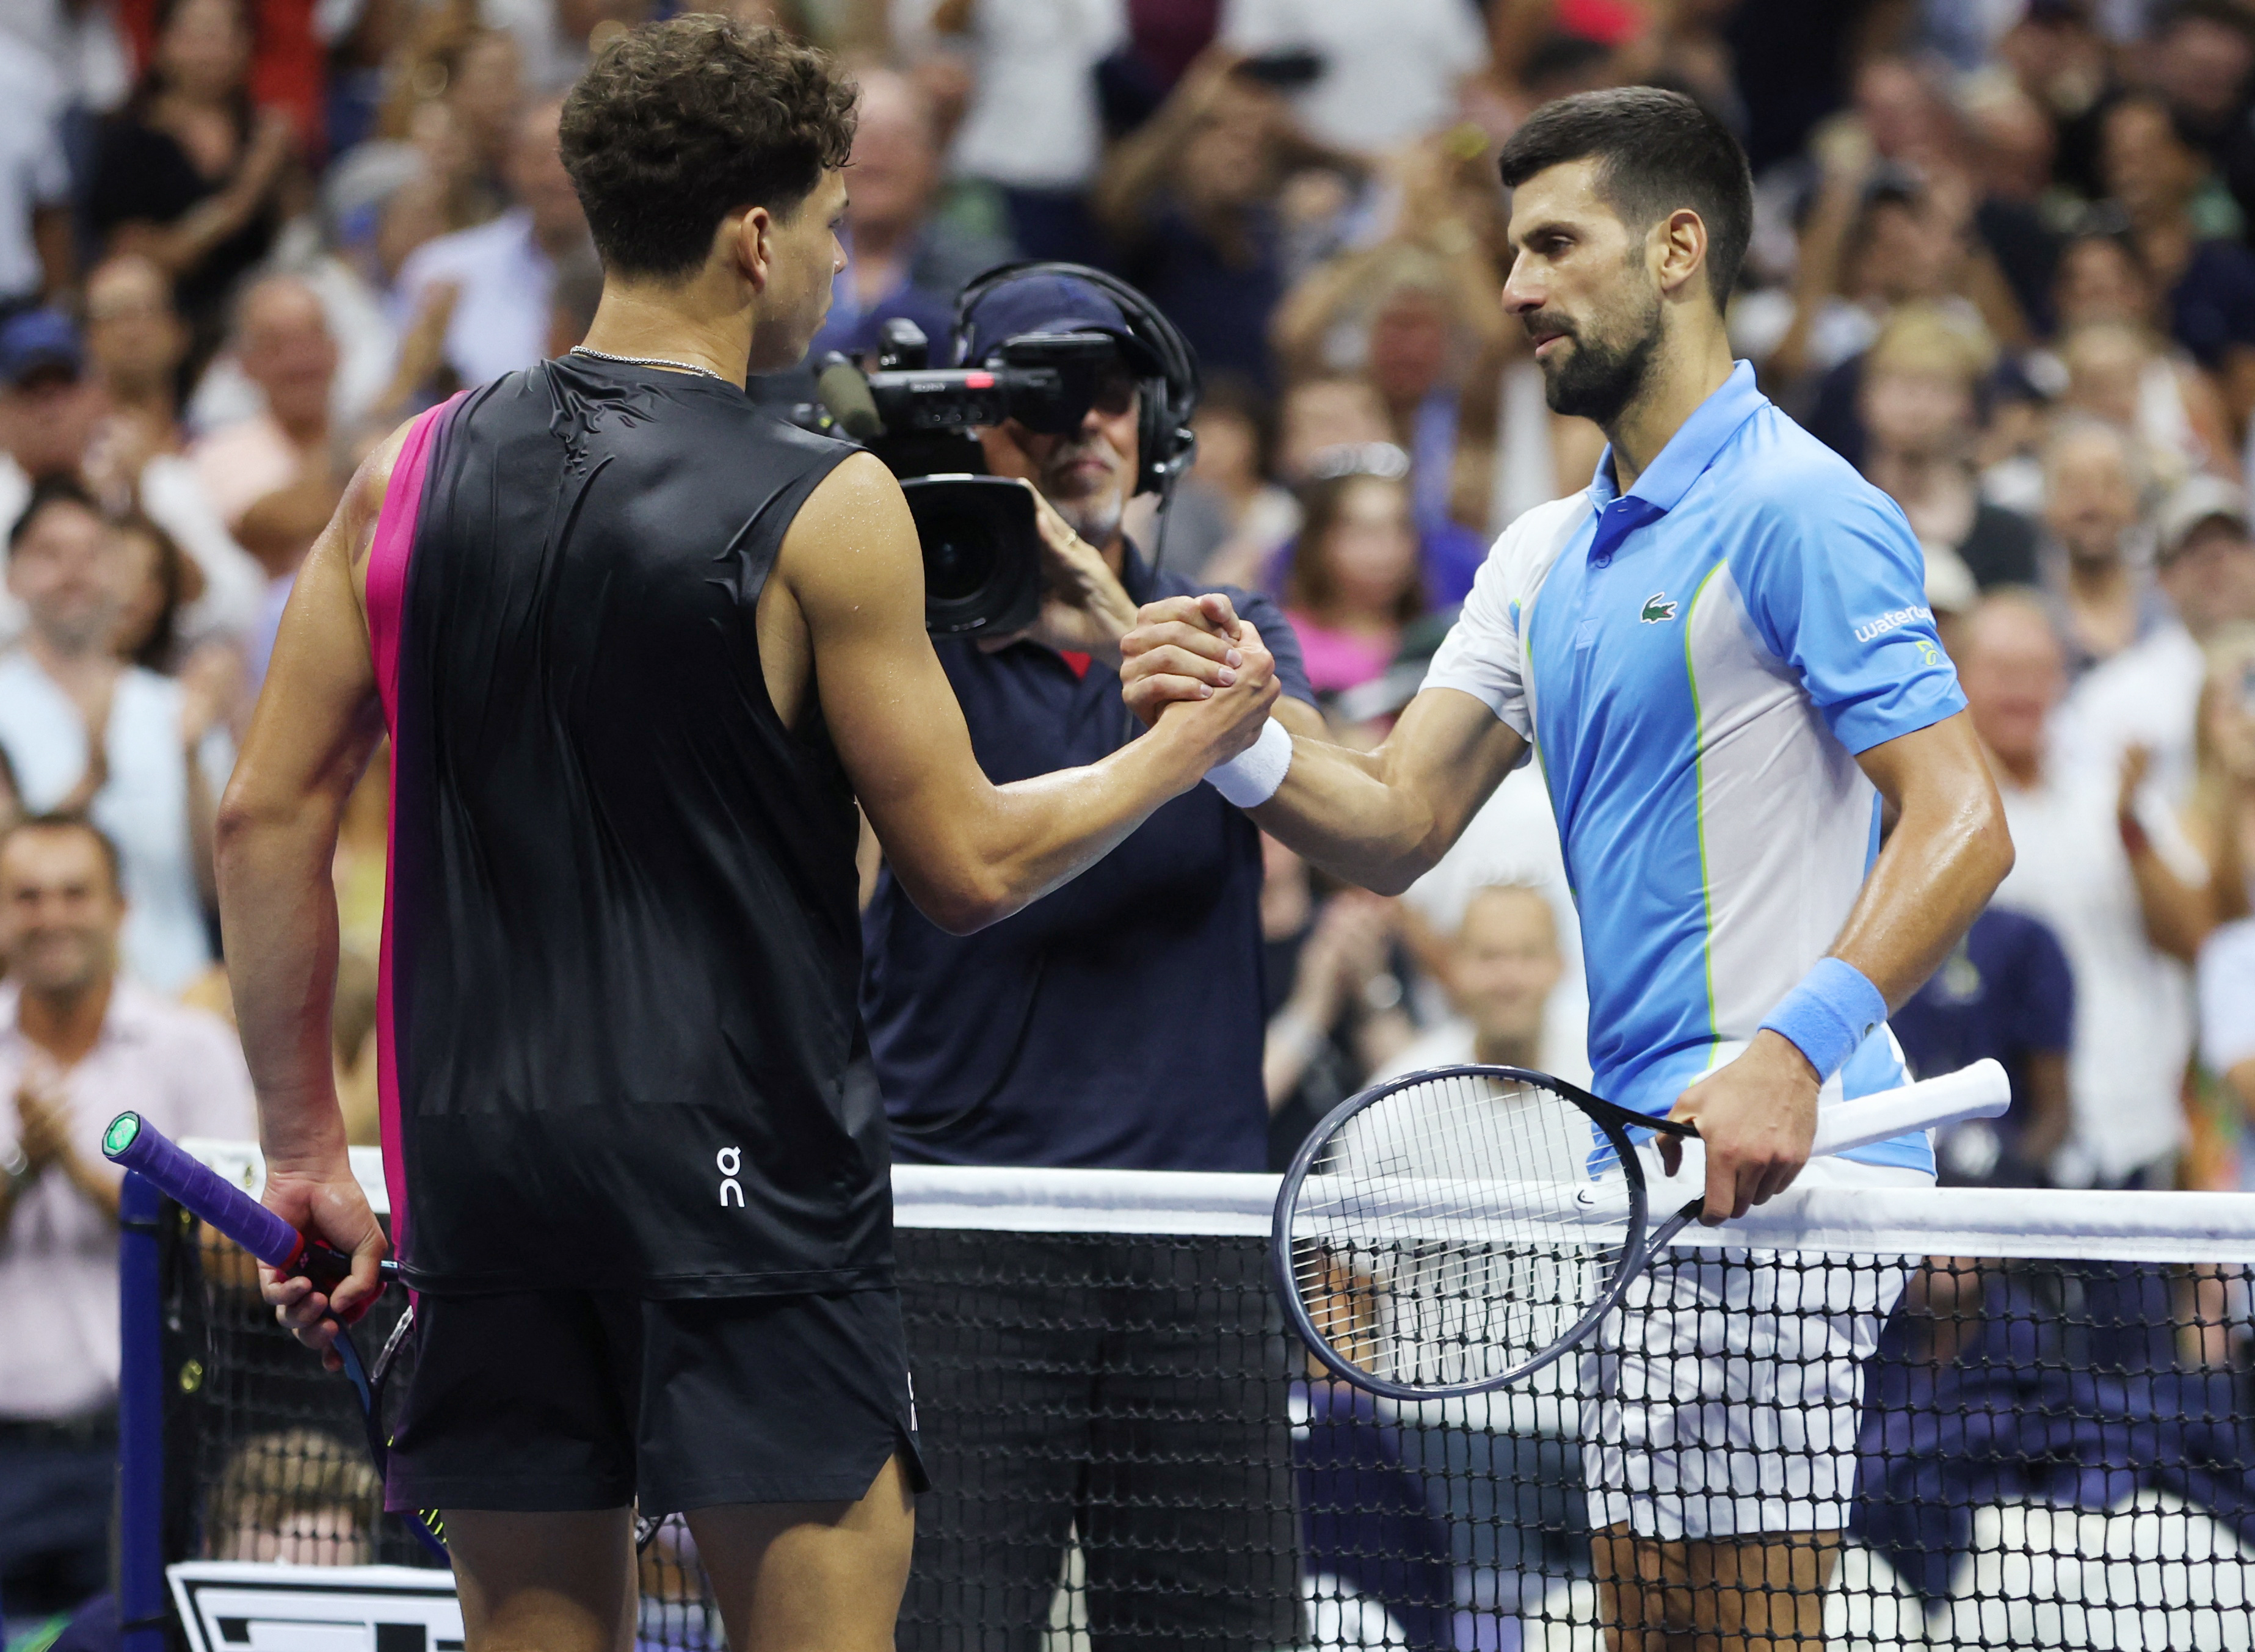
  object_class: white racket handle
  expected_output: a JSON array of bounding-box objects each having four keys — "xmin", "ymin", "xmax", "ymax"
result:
[{"xmin": 1806, "ymin": 1059, "xmax": 2010, "ymax": 1158}]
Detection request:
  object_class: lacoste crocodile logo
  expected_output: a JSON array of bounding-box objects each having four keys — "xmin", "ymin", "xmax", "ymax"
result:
[{"xmin": 1640, "ymin": 593, "xmax": 1679, "ymax": 624}]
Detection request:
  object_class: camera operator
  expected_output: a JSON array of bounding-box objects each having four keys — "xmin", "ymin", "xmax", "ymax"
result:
[{"xmin": 863, "ymin": 265, "xmax": 1324, "ymax": 1651}]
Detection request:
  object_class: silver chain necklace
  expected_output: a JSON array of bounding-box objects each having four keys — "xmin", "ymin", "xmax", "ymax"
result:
[{"xmin": 569, "ymin": 345, "xmax": 725, "ymax": 381}]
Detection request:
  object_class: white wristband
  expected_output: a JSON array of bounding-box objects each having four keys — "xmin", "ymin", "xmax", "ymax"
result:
[{"xmin": 1205, "ymin": 717, "xmax": 1293, "ymax": 808}]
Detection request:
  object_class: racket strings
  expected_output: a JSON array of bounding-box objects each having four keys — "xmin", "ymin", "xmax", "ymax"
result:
[{"xmin": 1288, "ymin": 1072, "xmax": 1636, "ymax": 1393}]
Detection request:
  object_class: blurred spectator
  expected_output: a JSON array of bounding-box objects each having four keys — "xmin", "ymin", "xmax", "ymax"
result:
[
  {"xmin": 2185, "ymin": 623, "xmax": 2255, "ymax": 919},
  {"xmin": 1258, "ymin": 833, "xmax": 1414, "ymax": 1170},
  {"xmin": 809, "ymin": 66, "xmax": 1012, "ymax": 361},
  {"xmin": 2044, "ymin": 230, "xmax": 2236, "ymax": 479},
  {"xmin": 2202, "ymin": 913, "xmax": 2255, "ymax": 1134},
  {"xmin": 2099, "ymin": 93, "xmax": 2255, "ymax": 437},
  {"xmin": 86, "ymin": 0, "xmax": 302, "ymax": 352},
  {"xmin": 84, "ymin": 255, "xmax": 191, "ymax": 452},
  {"xmin": 1857, "ymin": 302, "xmax": 2039, "ymax": 590},
  {"xmin": 1094, "ymin": 48, "xmax": 1305, "ymax": 386},
  {"xmin": 1891, "ymin": 902, "xmax": 2074, "ymax": 1187},
  {"xmin": 0, "ymin": 300, "xmax": 262, "ymax": 650},
  {"xmin": 1218, "ymin": 0, "xmax": 1487, "ymax": 159},
  {"xmin": 1274, "ymin": 371, "xmax": 1390, "ymax": 479},
  {"xmin": 1371, "ymin": 880, "xmax": 1578, "ymax": 1085},
  {"xmin": 0, "ymin": 812, "xmax": 254, "ymax": 1620},
  {"xmin": 1172, "ymin": 372, "xmax": 1295, "ymax": 581},
  {"xmin": 189, "ymin": 274, "xmax": 340, "ymax": 530},
  {"xmin": 207, "ymin": 1427, "xmax": 380, "ymax": 1563},
  {"xmin": 2187, "ymin": 624, "xmax": 2255, "ymax": 1178},
  {"xmin": 2069, "ymin": 474, "xmax": 2255, "ymax": 805},
  {"xmin": 109, "ymin": 513, "xmax": 198, "ymax": 676},
  {"xmin": 2055, "ymin": 319, "xmax": 2229, "ymax": 488},
  {"xmin": 374, "ymin": 22, "xmax": 525, "ymax": 270},
  {"xmin": 1961, "ymin": 590, "xmax": 2196, "ymax": 1190},
  {"xmin": 901, "ymin": 0, "xmax": 1122, "ymax": 264},
  {"xmin": 2148, "ymin": 1, "xmax": 2255, "ymax": 244},
  {"xmin": 0, "ymin": 32, "xmax": 75, "ymax": 314},
  {"xmin": 392, "ymin": 98, "xmax": 586, "ymax": 392},
  {"xmin": 2038, "ymin": 416, "xmax": 2171, "ymax": 676},
  {"xmin": 1281, "ymin": 455, "xmax": 1425, "ymax": 698},
  {"xmin": 1271, "ymin": 224, "xmax": 1514, "ymax": 532},
  {"xmin": 0, "ymin": 479, "xmax": 231, "ymax": 993}
]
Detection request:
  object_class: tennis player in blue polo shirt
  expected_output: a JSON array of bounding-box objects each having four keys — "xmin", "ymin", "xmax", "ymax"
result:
[{"xmin": 1119, "ymin": 89, "xmax": 2014, "ymax": 1649}]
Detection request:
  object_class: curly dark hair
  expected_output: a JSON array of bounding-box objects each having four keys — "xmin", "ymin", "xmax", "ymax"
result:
[{"xmin": 559, "ymin": 16, "xmax": 857, "ymax": 281}]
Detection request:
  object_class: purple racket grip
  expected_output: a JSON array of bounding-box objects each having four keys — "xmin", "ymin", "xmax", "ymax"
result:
[{"xmin": 102, "ymin": 1111, "xmax": 304, "ymax": 1269}]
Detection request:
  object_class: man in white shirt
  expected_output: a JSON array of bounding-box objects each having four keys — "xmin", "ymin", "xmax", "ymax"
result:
[
  {"xmin": 393, "ymin": 100, "xmax": 590, "ymax": 389},
  {"xmin": 0, "ymin": 478, "xmax": 231, "ymax": 993},
  {"xmin": 189, "ymin": 275, "xmax": 340, "ymax": 532},
  {"xmin": 1960, "ymin": 590, "xmax": 2195, "ymax": 1187},
  {"xmin": 0, "ymin": 814, "xmax": 255, "ymax": 1620},
  {"xmin": 1374, "ymin": 880, "xmax": 1589, "ymax": 1088},
  {"xmin": 1221, "ymin": 0, "xmax": 1489, "ymax": 156},
  {"xmin": 2066, "ymin": 474, "xmax": 2255, "ymax": 803}
]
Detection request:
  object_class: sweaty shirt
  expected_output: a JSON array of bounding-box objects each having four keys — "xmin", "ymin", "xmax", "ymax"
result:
[
  {"xmin": 1425, "ymin": 361, "xmax": 1966, "ymax": 1172},
  {"xmin": 367, "ymin": 356, "xmax": 885, "ymax": 1297}
]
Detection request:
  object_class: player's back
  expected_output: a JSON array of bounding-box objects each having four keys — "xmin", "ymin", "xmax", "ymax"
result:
[{"xmin": 368, "ymin": 355, "xmax": 882, "ymax": 1298}]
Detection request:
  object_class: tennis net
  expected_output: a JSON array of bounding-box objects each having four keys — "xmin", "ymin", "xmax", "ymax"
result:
[{"xmin": 147, "ymin": 1148, "xmax": 2255, "ymax": 1651}]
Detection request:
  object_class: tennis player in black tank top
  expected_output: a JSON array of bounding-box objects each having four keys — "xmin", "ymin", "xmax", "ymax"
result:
[{"xmin": 216, "ymin": 21, "xmax": 1280, "ymax": 1652}]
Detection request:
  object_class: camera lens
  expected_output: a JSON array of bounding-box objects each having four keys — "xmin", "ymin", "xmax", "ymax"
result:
[{"xmin": 921, "ymin": 507, "xmax": 997, "ymax": 603}]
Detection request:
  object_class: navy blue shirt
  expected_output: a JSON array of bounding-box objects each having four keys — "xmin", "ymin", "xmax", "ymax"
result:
[
  {"xmin": 1891, "ymin": 905, "xmax": 2074, "ymax": 1183},
  {"xmin": 863, "ymin": 543, "xmax": 1316, "ymax": 1170}
]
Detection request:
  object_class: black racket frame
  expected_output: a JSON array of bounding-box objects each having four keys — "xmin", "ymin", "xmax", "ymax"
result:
[{"xmin": 1271, "ymin": 1063, "xmax": 1699, "ymax": 1402}]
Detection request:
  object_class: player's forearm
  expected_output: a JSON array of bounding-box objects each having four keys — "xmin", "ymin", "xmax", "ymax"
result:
[
  {"xmin": 904, "ymin": 720, "xmax": 1211, "ymax": 933},
  {"xmin": 215, "ymin": 794, "xmax": 353, "ymax": 1170},
  {"xmin": 1253, "ymin": 736, "xmax": 1452, "ymax": 897},
  {"xmin": 1831, "ymin": 740, "xmax": 2013, "ymax": 1008}
]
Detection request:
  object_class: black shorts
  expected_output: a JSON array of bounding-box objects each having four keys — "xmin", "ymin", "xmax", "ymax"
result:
[{"xmin": 385, "ymin": 1286, "xmax": 929, "ymax": 1516}]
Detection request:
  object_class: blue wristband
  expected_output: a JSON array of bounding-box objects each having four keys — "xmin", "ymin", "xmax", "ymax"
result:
[{"xmin": 1757, "ymin": 957, "xmax": 1887, "ymax": 1082}]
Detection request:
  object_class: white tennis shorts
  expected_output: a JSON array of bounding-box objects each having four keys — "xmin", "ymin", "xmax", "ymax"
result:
[{"xmin": 1580, "ymin": 1157, "xmax": 1933, "ymax": 1542}]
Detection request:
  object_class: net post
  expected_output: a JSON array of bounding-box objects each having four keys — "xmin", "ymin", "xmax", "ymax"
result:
[{"xmin": 117, "ymin": 1171, "xmax": 169, "ymax": 1651}]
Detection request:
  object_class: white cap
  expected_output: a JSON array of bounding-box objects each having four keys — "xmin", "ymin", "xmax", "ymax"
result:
[{"xmin": 2157, "ymin": 474, "xmax": 2252, "ymax": 562}]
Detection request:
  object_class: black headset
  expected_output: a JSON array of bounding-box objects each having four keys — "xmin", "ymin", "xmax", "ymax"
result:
[{"xmin": 950, "ymin": 261, "xmax": 1202, "ymax": 500}]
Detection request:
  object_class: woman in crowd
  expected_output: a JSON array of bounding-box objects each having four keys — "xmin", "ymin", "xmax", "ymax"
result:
[
  {"xmin": 2040, "ymin": 228, "xmax": 2235, "ymax": 484},
  {"xmin": 1177, "ymin": 374, "xmax": 1296, "ymax": 586},
  {"xmin": 1857, "ymin": 302, "xmax": 2041, "ymax": 591},
  {"xmin": 1281, "ymin": 455, "xmax": 1427, "ymax": 700},
  {"xmin": 87, "ymin": 0, "xmax": 301, "ymax": 355}
]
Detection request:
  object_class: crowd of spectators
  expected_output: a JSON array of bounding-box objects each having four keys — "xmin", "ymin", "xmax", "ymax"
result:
[{"xmin": 1, "ymin": 0, "xmax": 2254, "ymax": 1637}]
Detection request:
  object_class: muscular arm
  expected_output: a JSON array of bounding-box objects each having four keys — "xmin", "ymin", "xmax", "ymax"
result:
[
  {"xmin": 1828, "ymin": 712, "xmax": 2016, "ymax": 1005},
  {"xmin": 1120, "ymin": 593, "xmax": 1528, "ymax": 893},
  {"xmin": 1667, "ymin": 710, "xmax": 2014, "ymax": 1218},
  {"xmin": 214, "ymin": 430, "xmax": 401, "ymax": 1338},
  {"xmin": 783, "ymin": 455, "xmax": 1280, "ymax": 935}
]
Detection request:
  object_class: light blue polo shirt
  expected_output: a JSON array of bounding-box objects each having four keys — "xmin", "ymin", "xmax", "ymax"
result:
[{"xmin": 1424, "ymin": 361, "xmax": 1964, "ymax": 1172}]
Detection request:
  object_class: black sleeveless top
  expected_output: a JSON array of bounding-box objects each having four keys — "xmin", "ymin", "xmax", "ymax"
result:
[{"xmin": 381, "ymin": 355, "xmax": 881, "ymax": 1297}]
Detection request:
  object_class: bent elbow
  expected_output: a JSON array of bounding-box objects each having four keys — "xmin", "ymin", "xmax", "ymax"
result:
[
  {"xmin": 908, "ymin": 867, "xmax": 1017, "ymax": 936},
  {"xmin": 1975, "ymin": 802, "xmax": 2016, "ymax": 893}
]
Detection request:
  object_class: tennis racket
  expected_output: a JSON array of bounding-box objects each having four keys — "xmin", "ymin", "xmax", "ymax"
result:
[
  {"xmin": 1272, "ymin": 1059, "xmax": 2009, "ymax": 1401},
  {"xmin": 100, "ymin": 1110, "xmax": 447, "ymax": 1559}
]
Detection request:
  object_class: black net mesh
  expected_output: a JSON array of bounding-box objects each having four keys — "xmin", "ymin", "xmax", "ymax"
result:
[{"xmin": 156, "ymin": 1201, "xmax": 2255, "ymax": 1651}]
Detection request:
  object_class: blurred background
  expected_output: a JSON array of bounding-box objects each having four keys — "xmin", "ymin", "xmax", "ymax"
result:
[{"xmin": 4, "ymin": 0, "xmax": 2255, "ymax": 1626}]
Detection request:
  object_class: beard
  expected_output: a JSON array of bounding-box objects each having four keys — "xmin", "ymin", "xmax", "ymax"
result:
[
  {"xmin": 1531, "ymin": 287, "xmax": 1663, "ymax": 427},
  {"xmin": 1043, "ymin": 433, "xmax": 1129, "ymax": 545}
]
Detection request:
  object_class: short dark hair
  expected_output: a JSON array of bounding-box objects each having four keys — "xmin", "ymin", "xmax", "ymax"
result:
[
  {"xmin": 1495, "ymin": 87, "xmax": 1754, "ymax": 310},
  {"xmin": 559, "ymin": 16, "xmax": 857, "ymax": 281},
  {"xmin": 8, "ymin": 473, "xmax": 101, "ymax": 552},
  {"xmin": 1, "ymin": 811, "xmax": 125, "ymax": 898}
]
